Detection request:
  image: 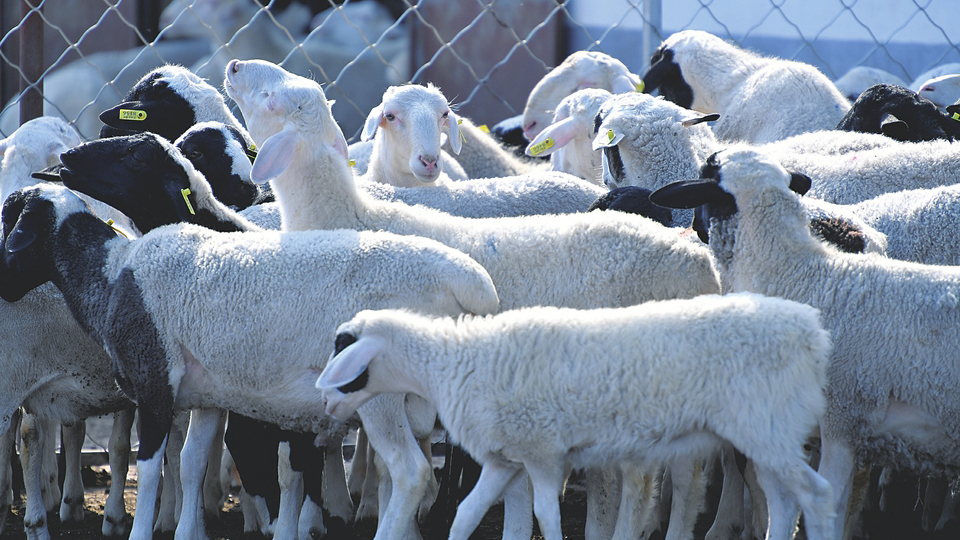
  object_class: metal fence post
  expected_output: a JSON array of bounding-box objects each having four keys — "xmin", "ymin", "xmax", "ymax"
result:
[
  {"xmin": 19, "ymin": 0, "xmax": 43, "ymax": 126},
  {"xmin": 641, "ymin": 0, "xmax": 661, "ymax": 71}
]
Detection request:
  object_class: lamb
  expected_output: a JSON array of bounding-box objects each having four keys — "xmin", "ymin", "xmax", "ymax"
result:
[
  {"xmin": 359, "ymin": 83, "xmax": 468, "ymax": 187},
  {"xmin": 917, "ymin": 74, "xmax": 960, "ymax": 110},
  {"xmin": 649, "ymin": 146, "xmax": 960, "ymax": 540},
  {"xmin": 174, "ymin": 122, "xmax": 268, "ymax": 210},
  {"xmin": 0, "ymin": 116, "xmax": 138, "ymax": 540},
  {"xmin": 0, "ymin": 180, "xmax": 501, "ymax": 540},
  {"xmin": 316, "ymin": 294, "xmax": 836, "ymax": 540},
  {"xmin": 641, "ymin": 30, "xmax": 851, "ymax": 144},
  {"xmin": 835, "ymin": 83, "xmax": 960, "ymax": 142},
  {"xmin": 832, "ymin": 66, "xmax": 908, "ymax": 102},
  {"xmin": 524, "ymin": 88, "xmax": 613, "ymax": 185},
  {"xmin": 521, "ymin": 50, "xmax": 642, "ymax": 141},
  {"xmin": 225, "ymin": 57, "xmax": 722, "ymax": 540}
]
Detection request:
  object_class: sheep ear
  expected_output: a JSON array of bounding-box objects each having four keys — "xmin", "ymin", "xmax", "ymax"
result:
[
  {"xmin": 789, "ymin": 172, "xmax": 812, "ymax": 196},
  {"xmin": 681, "ymin": 113, "xmax": 720, "ymax": 127},
  {"xmin": 251, "ymin": 127, "xmax": 298, "ymax": 184},
  {"xmin": 592, "ymin": 127, "xmax": 624, "ymax": 150},
  {"xmin": 99, "ymin": 101, "xmax": 164, "ymax": 130},
  {"xmin": 610, "ymin": 74, "xmax": 642, "ymax": 94},
  {"xmin": 4, "ymin": 208, "xmax": 41, "ymax": 254},
  {"xmin": 361, "ymin": 105, "xmax": 383, "ymax": 141},
  {"xmin": 649, "ymin": 179, "xmax": 730, "ymax": 209},
  {"xmin": 316, "ymin": 336, "xmax": 383, "ymax": 390},
  {"xmin": 526, "ymin": 117, "xmax": 576, "ymax": 157},
  {"xmin": 446, "ymin": 111, "xmax": 462, "ymax": 155}
]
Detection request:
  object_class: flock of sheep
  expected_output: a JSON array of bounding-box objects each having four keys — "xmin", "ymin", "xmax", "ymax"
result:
[{"xmin": 2, "ymin": 7, "xmax": 960, "ymax": 540}]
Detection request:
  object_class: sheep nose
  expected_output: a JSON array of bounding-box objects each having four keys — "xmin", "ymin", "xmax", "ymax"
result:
[
  {"xmin": 419, "ymin": 155, "xmax": 438, "ymax": 172},
  {"xmin": 229, "ymin": 59, "xmax": 240, "ymax": 73},
  {"xmin": 522, "ymin": 121, "xmax": 537, "ymax": 139}
]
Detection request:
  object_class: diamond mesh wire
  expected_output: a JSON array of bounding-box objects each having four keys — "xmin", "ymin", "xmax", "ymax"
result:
[{"xmin": 1, "ymin": 0, "xmax": 958, "ymax": 142}]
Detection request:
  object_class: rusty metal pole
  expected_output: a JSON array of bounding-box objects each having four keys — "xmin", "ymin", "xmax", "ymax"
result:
[{"xmin": 19, "ymin": 0, "xmax": 44, "ymax": 126}]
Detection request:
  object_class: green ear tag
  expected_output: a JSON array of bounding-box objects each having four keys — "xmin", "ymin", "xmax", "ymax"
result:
[
  {"xmin": 119, "ymin": 109, "xmax": 147, "ymax": 121},
  {"xmin": 952, "ymin": 112, "xmax": 960, "ymax": 122},
  {"xmin": 635, "ymin": 80, "xmax": 645, "ymax": 92},
  {"xmin": 181, "ymin": 188, "xmax": 196, "ymax": 216},
  {"xmin": 529, "ymin": 137, "xmax": 555, "ymax": 156},
  {"xmin": 607, "ymin": 129, "xmax": 616, "ymax": 143}
]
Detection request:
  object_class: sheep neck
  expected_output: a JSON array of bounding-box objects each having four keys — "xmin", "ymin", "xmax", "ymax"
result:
[{"xmin": 47, "ymin": 213, "xmax": 123, "ymax": 347}]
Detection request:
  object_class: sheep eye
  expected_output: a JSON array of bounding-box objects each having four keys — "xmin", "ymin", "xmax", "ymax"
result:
[
  {"xmin": 441, "ymin": 111, "xmax": 449, "ymax": 119},
  {"xmin": 384, "ymin": 113, "xmax": 396, "ymax": 122},
  {"xmin": 186, "ymin": 150, "xmax": 201, "ymax": 160}
]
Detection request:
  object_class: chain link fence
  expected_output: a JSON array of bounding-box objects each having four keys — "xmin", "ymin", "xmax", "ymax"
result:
[{"xmin": 2, "ymin": 0, "xmax": 959, "ymax": 144}]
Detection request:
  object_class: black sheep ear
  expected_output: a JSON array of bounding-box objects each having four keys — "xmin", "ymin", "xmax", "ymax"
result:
[
  {"xmin": 99, "ymin": 101, "xmax": 170, "ymax": 133},
  {"xmin": 31, "ymin": 164, "xmax": 64, "ymax": 182},
  {"xmin": 681, "ymin": 113, "xmax": 720, "ymax": 127},
  {"xmin": 946, "ymin": 103, "xmax": 960, "ymax": 120},
  {"xmin": 649, "ymin": 179, "xmax": 730, "ymax": 209},
  {"xmin": 789, "ymin": 172, "xmax": 812, "ymax": 196}
]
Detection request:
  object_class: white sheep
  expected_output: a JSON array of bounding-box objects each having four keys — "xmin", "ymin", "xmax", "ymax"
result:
[
  {"xmin": 0, "ymin": 117, "xmax": 139, "ymax": 540},
  {"xmin": 525, "ymin": 88, "xmax": 613, "ymax": 185},
  {"xmin": 593, "ymin": 91, "xmax": 960, "ymax": 207},
  {"xmin": 832, "ymin": 66, "xmax": 908, "ymax": 102},
  {"xmin": 316, "ymin": 294, "xmax": 836, "ymax": 540},
  {"xmin": 641, "ymin": 30, "xmax": 851, "ymax": 144},
  {"xmin": 0, "ymin": 180, "xmax": 501, "ymax": 540},
  {"xmin": 521, "ymin": 50, "xmax": 642, "ymax": 141},
  {"xmin": 916, "ymin": 74, "xmax": 960, "ymax": 110},
  {"xmin": 225, "ymin": 57, "xmax": 722, "ymax": 540},
  {"xmin": 650, "ymin": 146, "xmax": 960, "ymax": 540},
  {"xmin": 909, "ymin": 63, "xmax": 960, "ymax": 91},
  {"xmin": 359, "ymin": 83, "xmax": 468, "ymax": 187}
]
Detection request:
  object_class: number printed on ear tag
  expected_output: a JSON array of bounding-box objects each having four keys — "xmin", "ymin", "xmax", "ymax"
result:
[{"xmin": 119, "ymin": 109, "xmax": 147, "ymax": 121}]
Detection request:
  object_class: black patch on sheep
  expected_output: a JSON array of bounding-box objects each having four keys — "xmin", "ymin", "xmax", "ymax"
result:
[
  {"xmin": 836, "ymin": 83, "xmax": 960, "ymax": 142},
  {"xmin": 334, "ymin": 332, "xmax": 358, "ymax": 355},
  {"xmin": 223, "ymin": 414, "xmax": 282, "ymax": 520},
  {"xmin": 642, "ymin": 48, "xmax": 694, "ymax": 109},
  {"xmin": 0, "ymin": 191, "xmax": 57, "ymax": 302},
  {"xmin": 491, "ymin": 114, "xmax": 528, "ymax": 148},
  {"xmin": 593, "ymin": 112, "xmax": 603, "ymax": 135},
  {"xmin": 287, "ymin": 433, "xmax": 331, "ymax": 535},
  {"xmin": 808, "ymin": 216, "xmax": 867, "ymax": 254},
  {"xmin": 176, "ymin": 126, "xmax": 260, "ymax": 210},
  {"xmin": 587, "ymin": 186, "xmax": 674, "ymax": 227},
  {"xmin": 337, "ymin": 369, "xmax": 369, "ymax": 394},
  {"xmin": 99, "ymin": 71, "xmax": 197, "ymax": 142},
  {"xmin": 59, "ymin": 134, "xmax": 197, "ymax": 232},
  {"xmin": 106, "ymin": 268, "xmax": 175, "ymax": 461},
  {"xmin": 603, "ymin": 145, "xmax": 626, "ymax": 184}
]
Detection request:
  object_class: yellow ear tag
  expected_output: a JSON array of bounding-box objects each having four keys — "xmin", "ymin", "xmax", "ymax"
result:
[
  {"xmin": 528, "ymin": 137, "xmax": 554, "ymax": 156},
  {"xmin": 635, "ymin": 80, "xmax": 645, "ymax": 92},
  {"xmin": 105, "ymin": 219, "xmax": 128, "ymax": 239},
  {"xmin": 249, "ymin": 143, "xmax": 257, "ymax": 151},
  {"xmin": 118, "ymin": 109, "xmax": 147, "ymax": 121},
  {"xmin": 952, "ymin": 112, "xmax": 960, "ymax": 122},
  {"xmin": 478, "ymin": 124, "xmax": 490, "ymax": 133},
  {"xmin": 455, "ymin": 118, "xmax": 467, "ymax": 144},
  {"xmin": 348, "ymin": 159, "xmax": 357, "ymax": 167},
  {"xmin": 181, "ymin": 188, "xmax": 196, "ymax": 215},
  {"xmin": 607, "ymin": 129, "xmax": 616, "ymax": 143}
]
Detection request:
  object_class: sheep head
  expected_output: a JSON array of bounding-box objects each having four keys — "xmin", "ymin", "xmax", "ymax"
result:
[{"xmin": 361, "ymin": 84, "xmax": 460, "ymax": 185}]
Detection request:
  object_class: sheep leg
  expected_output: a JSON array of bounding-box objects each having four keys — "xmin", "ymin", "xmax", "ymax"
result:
[
  {"xmin": 525, "ymin": 461, "xmax": 567, "ymax": 540},
  {"xmin": 0, "ymin": 411, "xmax": 17, "ymax": 535},
  {"xmin": 59, "ymin": 420, "xmax": 86, "ymax": 523},
  {"xmin": 20, "ymin": 412, "xmax": 52, "ymax": 540},
  {"xmin": 448, "ymin": 460, "xmax": 522, "ymax": 540},
  {"xmin": 584, "ymin": 467, "xmax": 620, "ymax": 540},
  {"xmin": 201, "ymin": 410, "xmax": 227, "ymax": 521},
  {"xmin": 348, "ymin": 428, "xmax": 368, "ymax": 504},
  {"xmin": 817, "ymin": 436, "xmax": 856, "ymax": 540},
  {"xmin": 922, "ymin": 476, "xmax": 947, "ymax": 533},
  {"xmin": 320, "ymin": 431, "xmax": 352, "ymax": 531},
  {"xmin": 755, "ymin": 459, "xmax": 833, "ymax": 540},
  {"xmin": 705, "ymin": 446, "xmax": 746, "ymax": 540},
  {"xmin": 40, "ymin": 418, "xmax": 60, "ymax": 514},
  {"xmin": 102, "ymin": 408, "xmax": 134, "ymax": 537},
  {"xmin": 289, "ymin": 431, "xmax": 329, "ymax": 540},
  {"xmin": 356, "ymin": 442, "xmax": 380, "ymax": 521},
  {"xmin": 175, "ymin": 408, "xmax": 222, "ymax": 540},
  {"xmin": 274, "ymin": 442, "xmax": 305, "ymax": 540},
  {"xmin": 360, "ymin": 394, "xmax": 433, "ymax": 540},
  {"xmin": 223, "ymin": 413, "xmax": 280, "ymax": 535},
  {"xmin": 611, "ymin": 463, "xmax": 657, "ymax": 540},
  {"xmin": 501, "ymin": 470, "xmax": 534, "ymax": 540},
  {"xmin": 663, "ymin": 457, "xmax": 705, "ymax": 540},
  {"xmin": 128, "ymin": 428, "xmax": 168, "ymax": 540},
  {"xmin": 157, "ymin": 411, "xmax": 187, "ymax": 533},
  {"xmin": 935, "ymin": 483, "xmax": 960, "ymax": 533}
]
